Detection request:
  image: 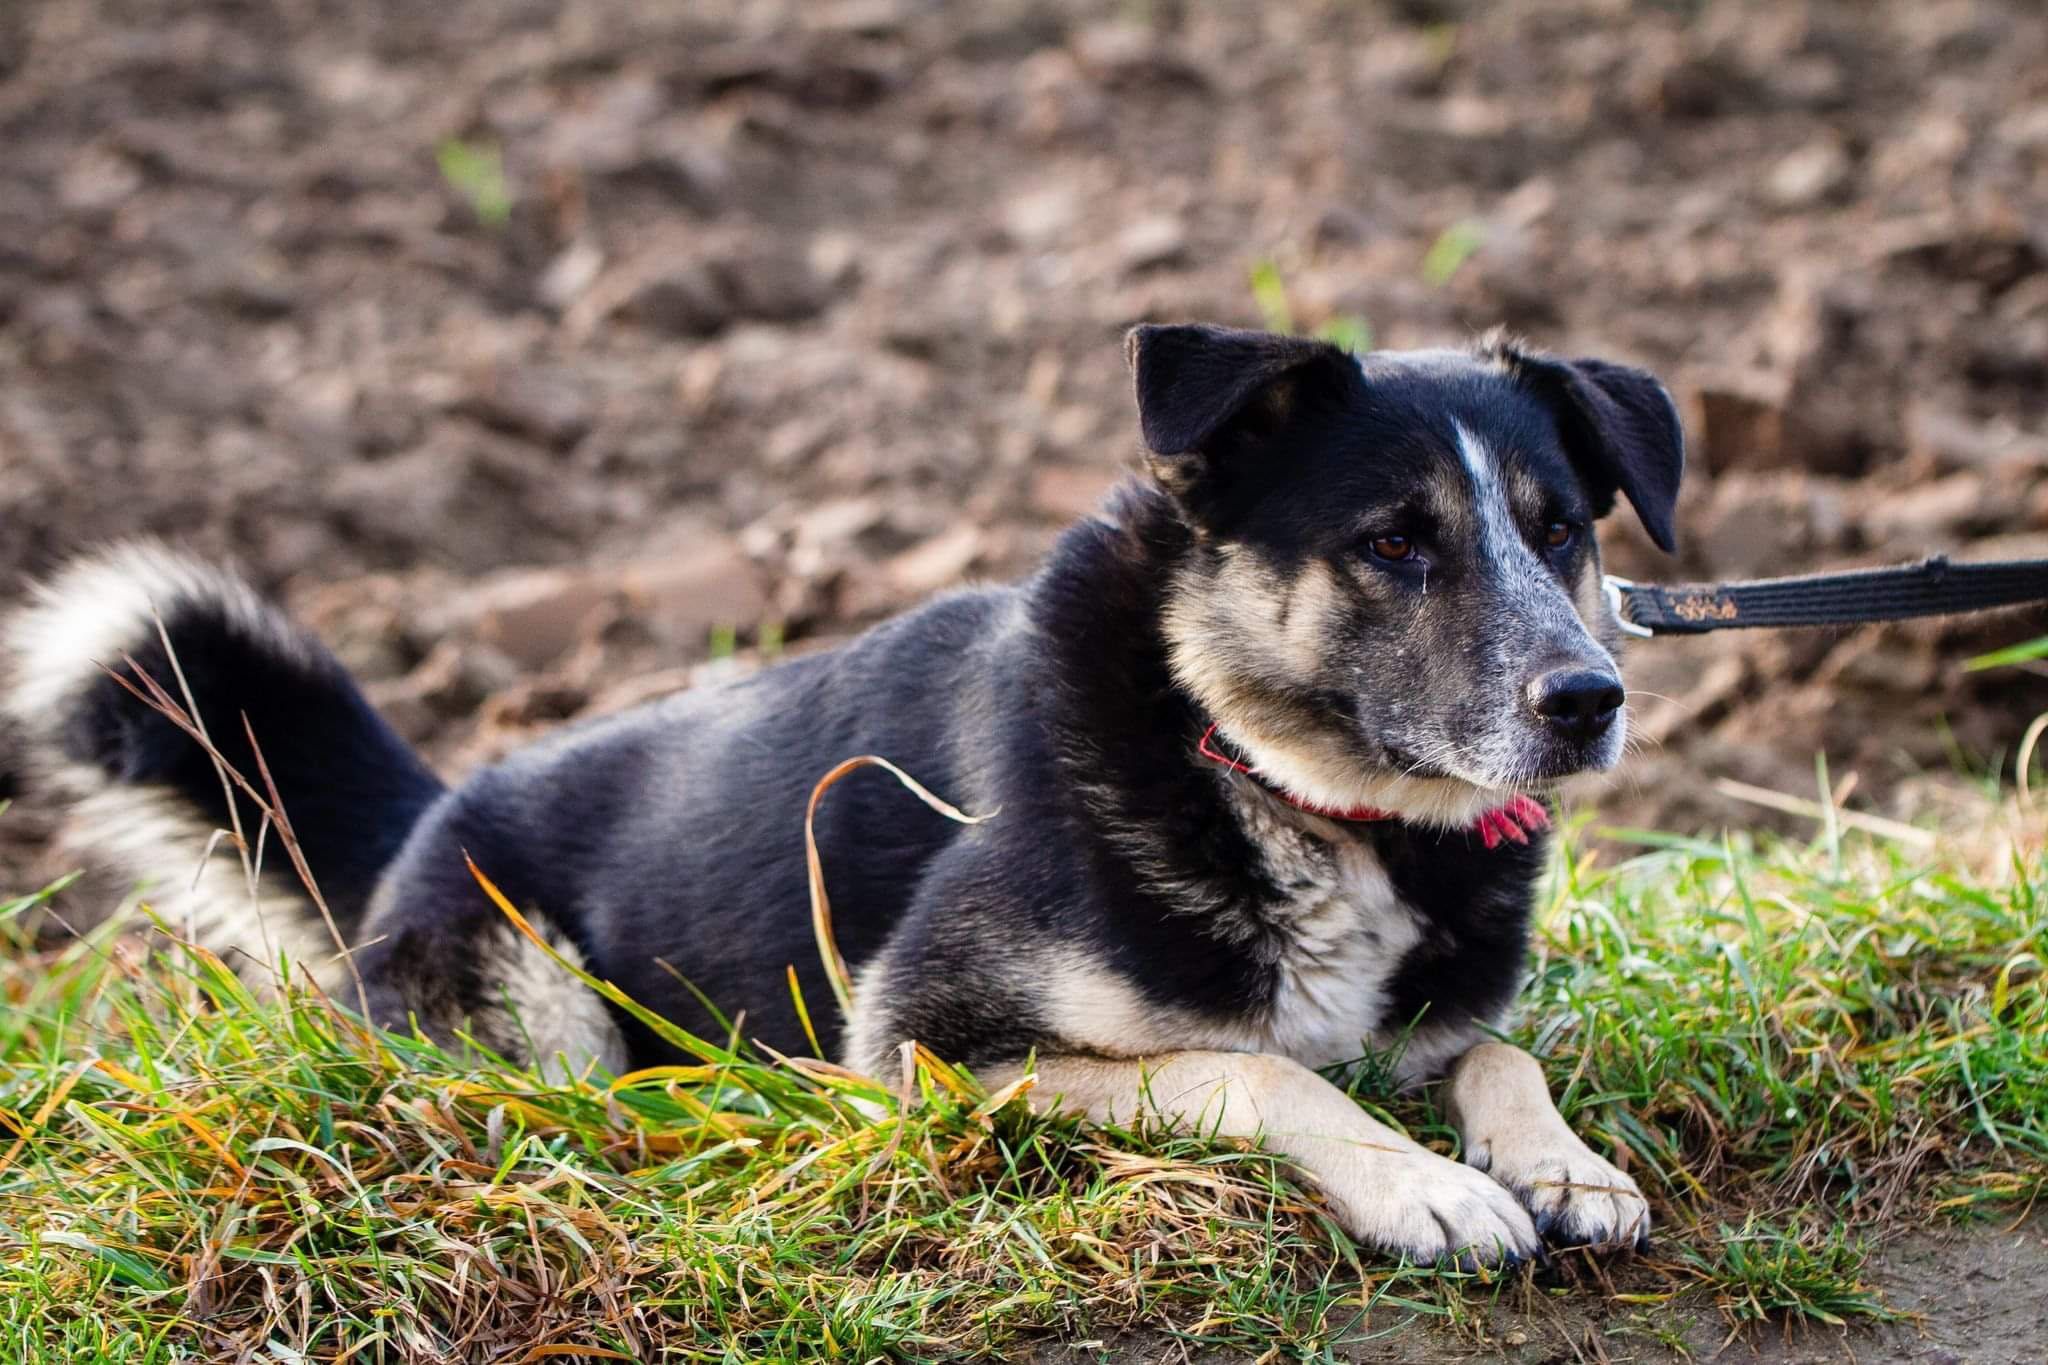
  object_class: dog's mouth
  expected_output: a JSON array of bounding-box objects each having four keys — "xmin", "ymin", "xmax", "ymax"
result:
[{"xmin": 1372, "ymin": 724, "xmax": 1624, "ymax": 795}]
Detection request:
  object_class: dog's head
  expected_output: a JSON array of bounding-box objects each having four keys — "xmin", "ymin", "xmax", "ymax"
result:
[{"xmin": 1128, "ymin": 323, "xmax": 1684, "ymax": 826}]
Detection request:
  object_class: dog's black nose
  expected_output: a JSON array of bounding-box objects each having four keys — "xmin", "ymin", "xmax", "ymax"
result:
[{"xmin": 1527, "ymin": 669, "xmax": 1624, "ymax": 741}]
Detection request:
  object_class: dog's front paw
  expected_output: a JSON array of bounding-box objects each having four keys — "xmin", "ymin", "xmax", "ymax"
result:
[
  {"xmin": 1314, "ymin": 1147, "xmax": 1542, "ymax": 1268},
  {"xmin": 1466, "ymin": 1125, "xmax": 1649, "ymax": 1252}
]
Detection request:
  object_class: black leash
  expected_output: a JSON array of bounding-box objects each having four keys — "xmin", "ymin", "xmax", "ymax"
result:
[{"xmin": 1604, "ymin": 556, "xmax": 2048, "ymax": 637}]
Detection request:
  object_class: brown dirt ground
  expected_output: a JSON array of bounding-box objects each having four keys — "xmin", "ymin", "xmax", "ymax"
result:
[
  {"xmin": 4, "ymin": 0, "xmax": 2046, "ymax": 832},
  {"xmin": 2, "ymin": 1, "xmax": 2046, "ymax": 1357},
  {"xmin": 1044, "ymin": 1214, "xmax": 2048, "ymax": 1364}
]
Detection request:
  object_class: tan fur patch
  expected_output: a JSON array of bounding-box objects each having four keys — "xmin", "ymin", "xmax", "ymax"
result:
[{"xmin": 1161, "ymin": 548, "xmax": 1508, "ymax": 828}]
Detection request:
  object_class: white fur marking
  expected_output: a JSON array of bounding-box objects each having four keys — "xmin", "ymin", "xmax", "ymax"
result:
[
  {"xmin": 983, "ymin": 1050, "xmax": 1540, "ymax": 1262},
  {"xmin": 2, "ymin": 539, "xmax": 309, "ymax": 733},
  {"xmin": 1235, "ymin": 797, "xmax": 1425, "ymax": 1069},
  {"xmin": 483, "ymin": 917, "xmax": 630, "ymax": 1082},
  {"xmin": 1454, "ymin": 420, "xmax": 1537, "ymax": 596},
  {"xmin": 1027, "ymin": 798, "xmax": 1476, "ymax": 1081},
  {"xmin": 1446, "ymin": 1042, "xmax": 1650, "ymax": 1247},
  {"xmin": 59, "ymin": 770, "xmax": 347, "ymax": 992}
]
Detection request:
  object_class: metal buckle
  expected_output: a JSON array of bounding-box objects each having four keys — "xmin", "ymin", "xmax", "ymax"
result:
[{"xmin": 1603, "ymin": 575, "xmax": 1653, "ymax": 638}]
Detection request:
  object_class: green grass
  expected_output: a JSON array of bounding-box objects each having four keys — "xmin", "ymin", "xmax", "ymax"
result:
[
  {"xmin": 434, "ymin": 139, "xmax": 511, "ymax": 230},
  {"xmin": 1965, "ymin": 635, "xmax": 2048, "ymax": 671},
  {"xmin": 0, "ymin": 798, "xmax": 2042, "ymax": 1360},
  {"xmin": 1247, "ymin": 259, "xmax": 1373, "ymax": 354},
  {"xmin": 1421, "ymin": 219, "xmax": 1486, "ymax": 288}
]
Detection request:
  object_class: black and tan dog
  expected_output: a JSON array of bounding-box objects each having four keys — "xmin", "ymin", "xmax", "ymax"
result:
[{"xmin": 4, "ymin": 324, "xmax": 1681, "ymax": 1265}]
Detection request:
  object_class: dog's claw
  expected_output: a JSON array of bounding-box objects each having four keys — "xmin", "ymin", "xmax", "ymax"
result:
[{"xmin": 1447, "ymin": 1239, "xmax": 1538, "ymax": 1275}]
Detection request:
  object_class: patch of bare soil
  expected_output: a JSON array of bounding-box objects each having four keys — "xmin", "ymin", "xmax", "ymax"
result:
[
  {"xmin": 1048, "ymin": 1215, "xmax": 2048, "ymax": 1364},
  {"xmin": 4, "ymin": 0, "xmax": 2046, "ymax": 847}
]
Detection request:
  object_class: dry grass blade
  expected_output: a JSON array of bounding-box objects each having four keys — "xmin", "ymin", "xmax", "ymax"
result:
[
  {"xmin": 1711, "ymin": 777, "xmax": 1936, "ymax": 847},
  {"xmin": 2017, "ymin": 711, "xmax": 2046, "ymax": 810},
  {"xmin": 102, "ymin": 649, "xmax": 375, "ymax": 1027},
  {"xmin": 803, "ymin": 754, "xmax": 995, "ymax": 1016}
]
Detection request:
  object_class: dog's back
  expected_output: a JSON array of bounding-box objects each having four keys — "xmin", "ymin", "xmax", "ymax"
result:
[
  {"xmin": 2, "ymin": 540, "xmax": 1032, "ymax": 1067},
  {"xmin": 353, "ymin": 585, "xmax": 1028, "ymax": 1063}
]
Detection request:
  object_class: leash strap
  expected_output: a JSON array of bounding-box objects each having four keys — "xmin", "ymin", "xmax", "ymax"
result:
[{"xmin": 1604, "ymin": 557, "xmax": 2048, "ymax": 637}]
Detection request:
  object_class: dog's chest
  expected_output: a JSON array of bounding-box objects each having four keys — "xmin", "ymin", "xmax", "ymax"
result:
[{"xmin": 1239, "ymin": 806, "xmax": 1423, "ymax": 1069}]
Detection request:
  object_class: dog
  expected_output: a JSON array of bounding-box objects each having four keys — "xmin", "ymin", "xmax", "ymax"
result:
[{"xmin": 3, "ymin": 323, "xmax": 1680, "ymax": 1265}]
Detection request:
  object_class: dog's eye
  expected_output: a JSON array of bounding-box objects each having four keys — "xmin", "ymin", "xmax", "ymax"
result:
[
  {"xmin": 1543, "ymin": 521, "xmax": 1576, "ymax": 550},
  {"xmin": 1369, "ymin": 535, "xmax": 1415, "ymax": 562}
]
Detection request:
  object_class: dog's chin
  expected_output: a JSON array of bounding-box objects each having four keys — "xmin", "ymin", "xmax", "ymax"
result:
[
  {"xmin": 1354, "ymin": 726, "xmax": 1626, "ymax": 821},
  {"xmin": 1206, "ymin": 714, "xmax": 1625, "ymax": 831},
  {"xmin": 1437, "ymin": 732, "xmax": 1626, "ymax": 796}
]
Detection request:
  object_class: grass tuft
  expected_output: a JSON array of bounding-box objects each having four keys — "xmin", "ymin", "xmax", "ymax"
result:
[{"xmin": 0, "ymin": 795, "xmax": 2041, "ymax": 1359}]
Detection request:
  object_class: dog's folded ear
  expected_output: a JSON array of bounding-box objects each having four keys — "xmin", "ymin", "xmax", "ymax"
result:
[
  {"xmin": 1506, "ymin": 348, "xmax": 1686, "ymax": 554},
  {"xmin": 1125, "ymin": 324, "xmax": 1354, "ymax": 520},
  {"xmin": 1125, "ymin": 323, "xmax": 1348, "ymax": 457}
]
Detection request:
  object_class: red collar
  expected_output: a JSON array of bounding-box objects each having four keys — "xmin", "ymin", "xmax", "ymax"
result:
[{"xmin": 1197, "ymin": 722, "xmax": 1550, "ymax": 849}]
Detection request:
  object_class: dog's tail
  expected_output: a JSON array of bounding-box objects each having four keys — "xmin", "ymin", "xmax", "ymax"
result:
[{"xmin": 2, "ymin": 541, "xmax": 445, "ymax": 983}]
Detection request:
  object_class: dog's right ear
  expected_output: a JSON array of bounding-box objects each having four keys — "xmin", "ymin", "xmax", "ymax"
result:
[
  {"xmin": 1126, "ymin": 324, "xmax": 1347, "ymax": 455},
  {"xmin": 1125, "ymin": 324, "xmax": 1351, "ymax": 513}
]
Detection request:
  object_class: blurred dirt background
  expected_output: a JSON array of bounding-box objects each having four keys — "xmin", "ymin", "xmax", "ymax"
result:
[{"xmin": 3, "ymin": 0, "xmax": 2047, "ymax": 864}]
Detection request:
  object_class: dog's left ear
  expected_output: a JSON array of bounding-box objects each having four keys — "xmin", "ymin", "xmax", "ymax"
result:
[{"xmin": 1507, "ymin": 348, "xmax": 1686, "ymax": 554}]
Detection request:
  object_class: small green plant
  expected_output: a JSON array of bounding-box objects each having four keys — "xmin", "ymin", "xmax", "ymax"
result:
[
  {"xmin": 1422, "ymin": 218, "xmax": 1486, "ymax": 287},
  {"xmin": 1248, "ymin": 259, "xmax": 1373, "ymax": 352},
  {"xmin": 1249, "ymin": 257, "xmax": 1297, "ymax": 335},
  {"xmin": 1965, "ymin": 636, "xmax": 2048, "ymax": 672},
  {"xmin": 1678, "ymin": 1216, "xmax": 1894, "ymax": 1326},
  {"xmin": 1317, "ymin": 314, "xmax": 1374, "ymax": 355},
  {"xmin": 435, "ymin": 138, "xmax": 511, "ymax": 228}
]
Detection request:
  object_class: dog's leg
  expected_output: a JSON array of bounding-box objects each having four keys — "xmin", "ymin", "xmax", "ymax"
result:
[
  {"xmin": 986, "ymin": 1050, "xmax": 1539, "ymax": 1265},
  {"xmin": 1443, "ymin": 1041, "xmax": 1649, "ymax": 1250},
  {"xmin": 355, "ymin": 872, "xmax": 629, "ymax": 1085}
]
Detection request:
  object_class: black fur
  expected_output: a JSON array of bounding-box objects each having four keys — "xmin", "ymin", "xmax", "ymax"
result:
[
  {"xmin": 353, "ymin": 481, "xmax": 1555, "ymax": 1067},
  {"xmin": 66, "ymin": 600, "xmax": 442, "ymax": 929},
  {"xmin": 1497, "ymin": 344, "xmax": 1686, "ymax": 554},
  {"xmin": 1127, "ymin": 323, "xmax": 1349, "ymax": 457}
]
